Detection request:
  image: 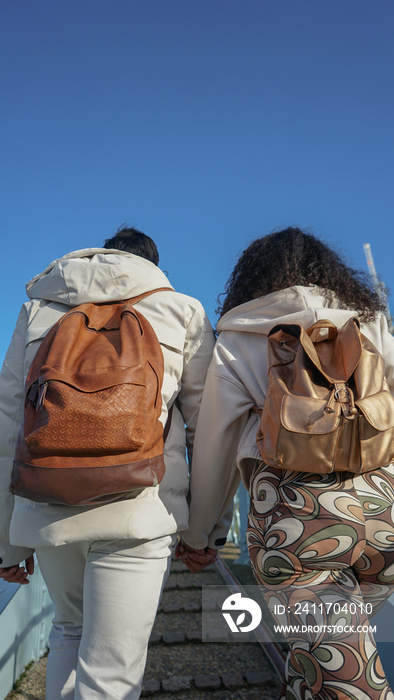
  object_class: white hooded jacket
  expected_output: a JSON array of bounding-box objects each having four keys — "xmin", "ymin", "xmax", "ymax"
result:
[
  {"xmin": 0, "ymin": 248, "xmax": 214, "ymax": 567},
  {"xmin": 182, "ymin": 285, "xmax": 394, "ymax": 551}
]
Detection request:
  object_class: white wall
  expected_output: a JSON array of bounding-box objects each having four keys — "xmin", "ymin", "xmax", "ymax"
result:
[{"xmin": 0, "ymin": 563, "xmax": 53, "ymax": 699}]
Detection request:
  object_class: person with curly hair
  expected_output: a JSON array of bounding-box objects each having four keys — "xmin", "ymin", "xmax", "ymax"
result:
[{"xmin": 177, "ymin": 227, "xmax": 394, "ymax": 700}]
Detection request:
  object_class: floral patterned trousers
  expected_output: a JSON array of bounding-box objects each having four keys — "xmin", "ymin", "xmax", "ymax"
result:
[{"xmin": 247, "ymin": 462, "xmax": 394, "ymax": 700}]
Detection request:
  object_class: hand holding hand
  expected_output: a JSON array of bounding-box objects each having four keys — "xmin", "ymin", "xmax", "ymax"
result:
[
  {"xmin": 175, "ymin": 539, "xmax": 218, "ymax": 573},
  {"xmin": 0, "ymin": 555, "xmax": 35, "ymax": 585}
]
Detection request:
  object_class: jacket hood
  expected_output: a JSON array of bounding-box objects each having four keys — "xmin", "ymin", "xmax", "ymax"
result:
[
  {"xmin": 217, "ymin": 286, "xmax": 359, "ymax": 335},
  {"xmin": 26, "ymin": 248, "xmax": 174, "ymax": 306}
]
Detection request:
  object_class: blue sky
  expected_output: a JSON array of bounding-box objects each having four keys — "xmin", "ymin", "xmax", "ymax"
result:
[{"xmin": 1, "ymin": 0, "xmax": 393, "ymax": 362}]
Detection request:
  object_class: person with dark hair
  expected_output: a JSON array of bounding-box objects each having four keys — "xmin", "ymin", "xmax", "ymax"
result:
[
  {"xmin": 103, "ymin": 224, "xmax": 160, "ymax": 266},
  {"xmin": 0, "ymin": 227, "xmax": 215, "ymax": 699},
  {"xmin": 177, "ymin": 227, "xmax": 394, "ymax": 699}
]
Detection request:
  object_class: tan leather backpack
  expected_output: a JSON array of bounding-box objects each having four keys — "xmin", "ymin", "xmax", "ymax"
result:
[
  {"xmin": 10, "ymin": 288, "xmax": 172, "ymax": 505},
  {"xmin": 256, "ymin": 317, "xmax": 394, "ymax": 474}
]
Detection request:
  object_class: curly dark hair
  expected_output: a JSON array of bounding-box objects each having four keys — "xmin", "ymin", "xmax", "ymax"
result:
[{"xmin": 217, "ymin": 227, "xmax": 387, "ymax": 323}]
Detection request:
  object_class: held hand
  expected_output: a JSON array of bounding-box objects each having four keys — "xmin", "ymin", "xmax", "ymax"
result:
[
  {"xmin": 0, "ymin": 555, "xmax": 35, "ymax": 585},
  {"xmin": 175, "ymin": 539, "xmax": 218, "ymax": 573},
  {"xmin": 184, "ymin": 547, "xmax": 218, "ymax": 573}
]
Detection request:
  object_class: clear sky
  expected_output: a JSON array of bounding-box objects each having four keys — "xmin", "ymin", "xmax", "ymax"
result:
[{"xmin": 1, "ymin": 0, "xmax": 393, "ymax": 362}]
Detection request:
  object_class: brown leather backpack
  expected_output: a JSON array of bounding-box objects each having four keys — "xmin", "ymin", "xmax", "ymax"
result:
[
  {"xmin": 10, "ymin": 288, "xmax": 172, "ymax": 505},
  {"xmin": 256, "ymin": 317, "xmax": 394, "ymax": 474}
]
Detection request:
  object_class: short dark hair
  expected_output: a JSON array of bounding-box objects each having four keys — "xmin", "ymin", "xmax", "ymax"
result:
[
  {"xmin": 103, "ymin": 225, "xmax": 159, "ymax": 265},
  {"xmin": 218, "ymin": 227, "xmax": 387, "ymax": 323}
]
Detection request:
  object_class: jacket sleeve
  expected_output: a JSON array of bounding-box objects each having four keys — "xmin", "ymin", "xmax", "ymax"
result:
[
  {"xmin": 181, "ymin": 339, "xmax": 254, "ymax": 550},
  {"xmin": 175, "ymin": 303, "xmax": 215, "ymax": 466},
  {"xmin": 380, "ymin": 314, "xmax": 394, "ymax": 394},
  {"xmin": 0, "ymin": 305, "xmax": 35, "ymax": 566}
]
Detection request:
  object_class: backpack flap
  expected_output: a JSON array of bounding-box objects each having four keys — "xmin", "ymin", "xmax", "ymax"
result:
[
  {"xmin": 356, "ymin": 391, "xmax": 394, "ymax": 431},
  {"xmin": 300, "ymin": 318, "xmax": 363, "ymax": 384},
  {"xmin": 281, "ymin": 395, "xmax": 341, "ymax": 434},
  {"xmin": 273, "ymin": 394, "xmax": 343, "ymax": 472},
  {"xmin": 33, "ymin": 309, "xmax": 147, "ymax": 393},
  {"xmin": 353, "ymin": 390, "xmax": 394, "ymax": 471}
]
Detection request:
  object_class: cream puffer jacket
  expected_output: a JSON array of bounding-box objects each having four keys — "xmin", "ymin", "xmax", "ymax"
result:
[
  {"xmin": 182, "ymin": 286, "xmax": 394, "ymax": 551},
  {"xmin": 0, "ymin": 249, "xmax": 215, "ymax": 567}
]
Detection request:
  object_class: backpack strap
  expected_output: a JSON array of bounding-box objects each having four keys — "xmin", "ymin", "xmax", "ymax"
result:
[
  {"xmin": 128, "ymin": 287, "xmax": 173, "ymax": 305},
  {"xmin": 163, "ymin": 404, "xmax": 174, "ymax": 442},
  {"xmin": 129, "ymin": 287, "xmax": 174, "ymax": 443}
]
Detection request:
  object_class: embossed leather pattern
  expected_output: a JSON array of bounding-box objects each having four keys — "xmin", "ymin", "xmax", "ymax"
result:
[
  {"xmin": 25, "ymin": 383, "xmax": 146, "ymax": 455},
  {"xmin": 11, "ymin": 289, "xmax": 171, "ymax": 505}
]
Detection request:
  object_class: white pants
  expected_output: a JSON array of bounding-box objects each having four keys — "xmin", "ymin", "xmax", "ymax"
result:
[{"xmin": 36, "ymin": 535, "xmax": 174, "ymax": 700}]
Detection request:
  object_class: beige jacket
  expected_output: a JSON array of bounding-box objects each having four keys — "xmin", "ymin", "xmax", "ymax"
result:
[
  {"xmin": 182, "ymin": 286, "xmax": 394, "ymax": 550},
  {"xmin": 0, "ymin": 248, "xmax": 214, "ymax": 567}
]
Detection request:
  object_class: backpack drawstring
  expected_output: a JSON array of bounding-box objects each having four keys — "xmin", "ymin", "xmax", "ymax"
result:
[{"xmin": 324, "ymin": 383, "xmax": 357, "ymax": 419}]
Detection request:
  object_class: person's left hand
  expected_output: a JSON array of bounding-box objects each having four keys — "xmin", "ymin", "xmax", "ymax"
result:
[
  {"xmin": 175, "ymin": 539, "xmax": 218, "ymax": 573},
  {"xmin": 0, "ymin": 555, "xmax": 35, "ymax": 585}
]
